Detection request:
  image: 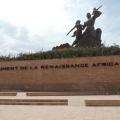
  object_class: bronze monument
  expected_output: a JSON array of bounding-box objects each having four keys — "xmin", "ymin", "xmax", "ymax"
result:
[
  {"xmin": 53, "ymin": 6, "xmax": 102, "ymax": 49},
  {"xmin": 67, "ymin": 5, "xmax": 102, "ymax": 47}
]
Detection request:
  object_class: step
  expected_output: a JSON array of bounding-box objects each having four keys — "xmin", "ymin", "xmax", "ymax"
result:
[
  {"xmin": 0, "ymin": 92, "xmax": 17, "ymax": 96},
  {"xmin": 0, "ymin": 99, "xmax": 68, "ymax": 105},
  {"xmin": 26, "ymin": 92, "xmax": 89, "ymax": 96},
  {"xmin": 85, "ymin": 100, "xmax": 120, "ymax": 106}
]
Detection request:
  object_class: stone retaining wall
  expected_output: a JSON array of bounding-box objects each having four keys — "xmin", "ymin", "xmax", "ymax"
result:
[{"xmin": 0, "ymin": 55, "xmax": 119, "ymax": 95}]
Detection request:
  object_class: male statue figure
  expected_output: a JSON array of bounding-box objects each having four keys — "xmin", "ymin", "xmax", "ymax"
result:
[
  {"xmin": 83, "ymin": 7, "xmax": 102, "ymax": 35},
  {"xmin": 81, "ymin": 6, "xmax": 102, "ymax": 47}
]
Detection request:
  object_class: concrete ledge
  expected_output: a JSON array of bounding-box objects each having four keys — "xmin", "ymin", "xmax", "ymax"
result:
[
  {"xmin": 26, "ymin": 92, "xmax": 90, "ymax": 96},
  {"xmin": 85, "ymin": 100, "xmax": 120, "ymax": 106},
  {"xmin": 0, "ymin": 92, "xmax": 17, "ymax": 96},
  {"xmin": 0, "ymin": 99, "xmax": 68, "ymax": 105}
]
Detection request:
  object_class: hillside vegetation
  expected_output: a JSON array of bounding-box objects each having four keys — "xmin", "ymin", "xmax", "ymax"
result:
[{"xmin": 0, "ymin": 46, "xmax": 120, "ymax": 61}]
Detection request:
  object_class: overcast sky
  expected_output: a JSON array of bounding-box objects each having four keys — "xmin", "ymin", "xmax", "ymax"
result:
[{"xmin": 0, "ymin": 0, "xmax": 120, "ymax": 55}]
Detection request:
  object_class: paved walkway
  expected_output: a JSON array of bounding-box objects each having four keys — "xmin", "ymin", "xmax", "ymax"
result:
[{"xmin": 0, "ymin": 93, "xmax": 120, "ymax": 120}]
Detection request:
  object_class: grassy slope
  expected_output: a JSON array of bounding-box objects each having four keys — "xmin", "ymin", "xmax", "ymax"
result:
[{"xmin": 0, "ymin": 46, "xmax": 120, "ymax": 61}]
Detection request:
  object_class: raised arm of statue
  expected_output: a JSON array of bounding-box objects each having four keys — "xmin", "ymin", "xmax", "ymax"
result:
[
  {"xmin": 92, "ymin": 6, "xmax": 102, "ymax": 19},
  {"xmin": 93, "ymin": 9, "xmax": 102, "ymax": 19}
]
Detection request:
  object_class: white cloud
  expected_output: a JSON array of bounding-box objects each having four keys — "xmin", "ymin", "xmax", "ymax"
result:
[
  {"xmin": 0, "ymin": 0, "xmax": 67, "ymax": 32},
  {"xmin": 0, "ymin": 0, "xmax": 119, "ymax": 55}
]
